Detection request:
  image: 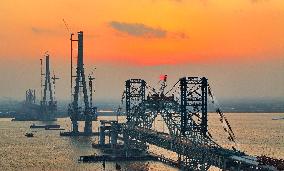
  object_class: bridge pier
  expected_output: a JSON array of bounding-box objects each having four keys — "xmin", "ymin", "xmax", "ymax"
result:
[
  {"xmin": 110, "ymin": 122, "xmax": 118, "ymax": 148},
  {"xmin": 98, "ymin": 120, "xmax": 119, "ymax": 147},
  {"xmin": 99, "ymin": 126, "xmax": 106, "ymax": 145}
]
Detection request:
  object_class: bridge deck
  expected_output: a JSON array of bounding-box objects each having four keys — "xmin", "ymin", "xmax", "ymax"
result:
[{"xmin": 125, "ymin": 127, "xmax": 277, "ymax": 171}]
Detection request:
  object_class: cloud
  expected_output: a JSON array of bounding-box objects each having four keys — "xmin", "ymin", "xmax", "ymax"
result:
[
  {"xmin": 250, "ymin": 0, "xmax": 269, "ymax": 3},
  {"xmin": 109, "ymin": 21, "xmax": 167, "ymax": 38},
  {"xmin": 31, "ymin": 27, "xmax": 54, "ymax": 34},
  {"xmin": 171, "ymin": 32, "xmax": 189, "ymax": 39}
]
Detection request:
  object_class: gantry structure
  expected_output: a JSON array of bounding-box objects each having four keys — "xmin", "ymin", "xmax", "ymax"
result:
[{"xmin": 122, "ymin": 76, "xmax": 276, "ymax": 170}]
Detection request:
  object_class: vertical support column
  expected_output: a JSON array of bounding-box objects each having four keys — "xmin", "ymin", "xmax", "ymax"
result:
[
  {"xmin": 125, "ymin": 80, "xmax": 131, "ymax": 123},
  {"xmin": 41, "ymin": 54, "xmax": 55, "ymax": 118},
  {"xmin": 84, "ymin": 120, "xmax": 92, "ymax": 134},
  {"xmin": 201, "ymin": 77, "xmax": 208, "ymax": 136},
  {"xmin": 177, "ymin": 77, "xmax": 209, "ymax": 169},
  {"xmin": 99, "ymin": 126, "xmax": 106, "ymax": 145},
  {"xmin": 123, "ymin": 129, "xmax": 130, "ymax": 157},
  {"xmin": 70, "ymin": 31, "xmax": 92, "ymax": 134},
  {"xmin": 77, "ymin": 31, "xmax": 92, "ymax": 134},
  {"xmin": 78, "ymin": 31, "xmax": 90, "ymax": 110},
  {"xmin": 45, "ymin": 55, "xmax": 53, "ymax": 102},
  {"xmin": 71, "ymin": 32, "xmax": 81, "ymax": 133},
  {"xmin": 111, "ymin": 123, "xmax": 118, "ymax": 148},
  {"xmin": 180, "ymin": 77, "xmax": 187, "ymax": 136},
  {"xmin": 111, "ymin": 131, "xmax": 118, "ymax": 147},
  {"xmin": 42, "ymin": 54, "xmax": 53, "ymax": 103},
  {"xmin": 140, "ymin": 80, "xmax": 146, "ymax": 128},
  {"xmin": 33, "ymin": 90, "xmax": 36, "ymax": 103},
  {"xmin": 43, "ymin": 55, "xmax": 48, "ymax": 103},
  {"xmin": 72, "ymin": 120, "xmax": 79, "ymax": 133},
  {"xmin": 124, "ymin": 79, "xmax": 146, "ymax": 157},
  {"xmin": 141, "ymin": 80, "xmax": 146, "ymax": 102},
  {"xmin": 70, "ymin": 33, "xmax": 74, "ymax": 102},
  {"xmin": 125, "ymin": 79, "xmax": 146, "ymax": 123}
]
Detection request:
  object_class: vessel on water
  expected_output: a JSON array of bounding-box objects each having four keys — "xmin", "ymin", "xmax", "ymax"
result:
[
  {"xmin": 25, "ymin": 133, "xmax": 34, "ymax": 137},
  {"xmin": 45, "ymin": 127, "xmax": 65, "ymax": 130},
  {"xmin": 272, "ymin": 117, "xmax": 284, "ymax": 120},
  {"xmin": 30, "ymin": 123, "xmax": 60, "ymax": 129}
]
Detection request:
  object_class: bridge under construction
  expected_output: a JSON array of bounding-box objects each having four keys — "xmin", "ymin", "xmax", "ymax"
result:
[
  {"xmin": 79, "ymin": 76, "xmax": 283, "ymax": 171},
  {"xmin": 58, "ymin": 31, "xmax": 282, "ymax": 170}
]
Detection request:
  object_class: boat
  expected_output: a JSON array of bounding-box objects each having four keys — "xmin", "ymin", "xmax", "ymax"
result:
[
  {"xmin": 25, "ymin": 133, "xmax": 34, "ymax": 137},
  {"xmin": 30, "ymin": 123, "xmax": 60, "ymax": 129},
  {"xmin": 45, "ymin": 128, "xmax": 65, "ymax": 130},
  {"xmin": 272, "ymin": 117, "xmax": 284, "ymax": 120}
]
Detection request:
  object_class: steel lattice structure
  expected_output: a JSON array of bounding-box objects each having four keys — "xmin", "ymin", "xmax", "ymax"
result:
[{"xmin": 122, "ymin": 76, "xmax": 269, "ymax": 170}]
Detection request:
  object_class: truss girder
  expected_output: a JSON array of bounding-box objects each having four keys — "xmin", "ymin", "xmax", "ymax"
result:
[{"xmin": 124, "ymin": 77, "xmax": 215, "ymax": 170}]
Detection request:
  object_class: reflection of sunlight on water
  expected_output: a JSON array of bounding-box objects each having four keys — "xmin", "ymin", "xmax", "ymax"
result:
[
  {"xmin": 0, "ymin": 113, "xmax": 283, "ymax": 170},
  {"xmin": 68, "ymin": 136, "xmax": 94, "ymax": 149}
]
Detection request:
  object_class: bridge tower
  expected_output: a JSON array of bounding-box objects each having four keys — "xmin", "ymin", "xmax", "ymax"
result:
[
  {"xmin": 40, "ymin": 54, "xmax": 57, "ymax": 120},
  {"xmin": 68, "ymin": 31, "xmax": 97, "ymax": 135},
  {"xmin": 125, "ymin": 79, "xmax": 146, "ymax": 122},
  {"xmin": 124, "ymin": 79, "xmax": 147, "ymax": 156},
  {"xmin": 180, "ymin": 77, "xmax": 208, "ymax": 137},
  {"xmin": 178, "ymin": 77, "xmax": 209, "ymax": 170}
]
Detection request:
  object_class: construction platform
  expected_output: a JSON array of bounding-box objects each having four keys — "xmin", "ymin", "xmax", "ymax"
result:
[
  {"xmin": 78, "ymin": 152, "xmax": 180, "ymax": 169},
  {"xmin": 30, "ymin": 124, "xmax": 60, "ymax": 129},
  {"xmin": 78, "ymin": 152, "xmax": 179, "ymax": 166},
  {"xmin": 45, "ymin": 128, "xmax": 65, "ymax": 130},
  {"xmin": 12, "ymin": 118, "xmax": 57, "ymax": 121},
  {"xmin": 78, "ymin": 154, "xmax": 155, "ymax": 163},
  {"xmin": 60, "ymin": 131, "xmax": 99, "ymax": 136}
]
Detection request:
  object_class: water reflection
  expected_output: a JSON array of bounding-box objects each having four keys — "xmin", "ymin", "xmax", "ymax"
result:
[
  {"xmin": 0, "ymin": 114, "xmax": 282, "ymax": 171},
  {"xmin": 68, "ymin": 136, "xmax": 95, "ymax": 149}
]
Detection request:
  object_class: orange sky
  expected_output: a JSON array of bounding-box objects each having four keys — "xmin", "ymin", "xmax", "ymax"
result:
[
  {"xmin": 0, "ymin": 0, "xmax": 284, "ymax": 100},
  {"xmin": 0, "ymin": 0, "xmax": 284, "ymax": 65}
]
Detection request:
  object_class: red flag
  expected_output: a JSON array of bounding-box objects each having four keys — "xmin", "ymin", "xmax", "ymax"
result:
[{"xmin": 159, "ymin": 74, "xmax": 167, "ymax": 81}]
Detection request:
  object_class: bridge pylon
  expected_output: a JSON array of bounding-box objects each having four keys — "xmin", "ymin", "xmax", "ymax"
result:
[{"xmin": 60, "ymin": 31, "xmax": 97, "ymax": 136}]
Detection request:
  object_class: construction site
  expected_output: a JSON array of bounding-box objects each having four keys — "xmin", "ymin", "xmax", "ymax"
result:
[
  {"xmin": 8, "ymin": 30, "xmax": 282, "ymax": 170},
  {"xmin": 2, "ymin": 26, "xmax": 281, "ymax": 170},
  {"xmin": 12, "ymin": 53, "xmax": 59, "ymax": 121},
  {"xmin": 0, "ymin": 17, "xmax": 282, "ymax": 170},
  {"xmin": 1, "ymin": 1, "xmax": 284, "ymax": 170}
]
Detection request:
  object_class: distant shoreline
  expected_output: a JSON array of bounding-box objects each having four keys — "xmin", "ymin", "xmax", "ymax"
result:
[{"xmin": 0, "ymin": 112, "xmax": 283, "ymax": 119}]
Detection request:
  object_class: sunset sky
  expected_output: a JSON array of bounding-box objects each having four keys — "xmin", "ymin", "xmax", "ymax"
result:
[{"xmin": 0, "ymin": 0, "xmax": 283, "ymax": 101}]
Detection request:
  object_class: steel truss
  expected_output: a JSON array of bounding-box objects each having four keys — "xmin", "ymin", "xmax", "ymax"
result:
[{"xmin": 123, "ymin": 77, "xmax": 237, "ymax": 170}]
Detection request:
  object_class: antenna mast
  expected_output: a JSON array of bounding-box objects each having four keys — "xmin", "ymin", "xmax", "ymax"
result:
[
  {"xmin": 52, "ymin": 71, "xmax": 60, "ymax": 101},
  {"xmin": 63, "ymin": 19, "xmax": 75, "ymax": 102},
  {"xmin": 40, "ymin": 58, "xmax": 43, "ymax": 101}
]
